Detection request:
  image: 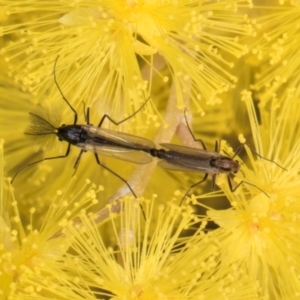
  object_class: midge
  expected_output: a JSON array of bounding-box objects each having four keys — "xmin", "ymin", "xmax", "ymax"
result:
[
  {"xmin": 11, "ymin": 56, "xmax": 155, "ymax": 200},
  {"xmin": 149, "ymin": 111, "xmax": 286, "ymax": 205}
]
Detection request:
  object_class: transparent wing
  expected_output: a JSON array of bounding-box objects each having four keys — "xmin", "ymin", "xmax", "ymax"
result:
[
  {"xmin": 85, "ymin": 126, "xmax": 155, "ymax": 150},
  {"xmin": 157, "ymin": 143, "xmax": 221, "ymax": 173},
  {"xmin": 157, "ymin": 156, "xmax": 214, "ymax": 173},
  {"xmin": 83, "ymin": 142, "xmax": 153, "ymax": 164},
  {"xmin": 160, "ymin": 143, "xmax": 220, "ymax": 159}
]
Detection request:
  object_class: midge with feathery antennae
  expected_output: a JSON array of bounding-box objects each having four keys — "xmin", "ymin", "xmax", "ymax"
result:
[
  {"xmin": 149, "ymin": 109, "xmax": 287, "ymax": 205},
  {"xmin": 11, "ymin": 56, "xmax": 155, "ymax": 201}
]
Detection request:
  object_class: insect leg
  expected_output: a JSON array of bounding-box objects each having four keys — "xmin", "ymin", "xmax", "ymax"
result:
[
  {"xmin": 53, "ymin": 56, "xmax": 78, "ymax": 125},
  {"xmin": 81, "ymin": 102, "xmax": 90, "ymax": 125},
  {"xmin": 227, "ymin": 175, "xmax": 269, "ymax": 198},
  {"xmin": 214, "ymin": 140, "xmax": 220, "ymax": 152},
  {"xmin": 97, "ymin": 97, "xmax": 151, "ymax": 128},
  {"xmin": 86, "ymin": 107, "xmax": 90, "ymax": 125},
  {"xmin": 184, "ymin": 109, "xmax": 207, "ymax": 150},
  {"xmin": 11, "ymin": 143, "xmax": 71, "ymax": 184},
  {"xmin": 211, "ymin": 173, "xmax": 217, "ymax": 190},
  {"xmin": 72, "ymin": 149, "xmax": 85, "ymax": 176},
  {"xmin": 179, "ymin": 173, "xmax": 209, "ymax": 206},
  {"xmin": 94, "ymin": 154, "xmax": 146, "ymax": 220},
  {"xmin": 94, "ymin": 153, "xmax": 136, "ymax": 196}
]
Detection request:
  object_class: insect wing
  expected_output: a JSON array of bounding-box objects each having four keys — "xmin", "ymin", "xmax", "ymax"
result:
[
  {"xmin": 160, "ymin": 143, "xmax": 220, "ymax": 159},
  {"xmin": 158, "ymin": 143, "xmax": 219, "ymax": 173},
  {"xmin": 81, "ymin": 141, "xmax": 153, "ymax": 164},
  {"xmin": 86, "ymin": 126, "xmax": 156, "ymax": 150},
  {"xmin": 157, "ymin": 155, "xmax": 214, "ymax": 173}
]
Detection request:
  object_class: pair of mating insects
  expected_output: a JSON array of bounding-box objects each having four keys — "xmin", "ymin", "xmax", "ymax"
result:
[{"xmin": 12, "ymin": 57, "xmax": 285, "ymax": 205}]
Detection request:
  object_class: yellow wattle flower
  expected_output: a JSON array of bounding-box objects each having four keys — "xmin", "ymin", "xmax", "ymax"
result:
[
  {"xmin": 61, "ymin": 196, "xmax": 259, "ymax": 299},
  {"xmin": 1, "ymin": 0, "xmax": 253, "ymax": 117},
  {"xmin": 0, "ymin": 0, "xmax": 257, "ymax": 225},
  {"xmin": 0, "ymin": 142, "xmax": 103, "ymax": 298},
  {"xmin": 252, "ymin": 4, "xmax": 300, "ymax": 100},
  {"xmin": 196, "ymin": 90, "xmax": 300, "ymax": 299},
  {"xmin": 0, "ymin": 1, "xmax": 299, "ymax": 298}
]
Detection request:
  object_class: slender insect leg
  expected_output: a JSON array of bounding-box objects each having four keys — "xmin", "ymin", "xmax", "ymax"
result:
[
  {"xmin": 180, "ymin": 173, "xmax": 209, "ymax": 206},
  {"xmin": 211, "ymin": 173, "xmax": 217, "ymax": 190},
  {"xmin": 226, "ymin": 176, "xmax": 269, "ymax": 198},
  {"xmin": 214, "ymin": 140, "xmax": 220, "ymax": 152},
  {"xmin": 11, "ymin": 144, "xmax": 71, "ymax": 184},
  {"xmin": 183, "ymin": 109, "xmax": 207, "ymax": 150},
  {"xmin": 72, "ymin": 150, "xmax": 85, "ymax": 176},
  {"xmin": 53, "ymin": 56, "xmax": 78, "ymax": 125},
  {"xmin": 86, "ymin": 107, "xmax": 90, "ymax": 125},
  {"xmin": 94, "ymin": 154, "xmax": 137, "ymax": 197},
  {"xmin": 94, "ymin": 154, "xmax": 146, "ymax": 220},
  {"xmin": 81, "ymin": 102, "xmax": 91, "ymax": 125},
  {"xmin": 97, "ymin": 97, "xmax": 151, "ymax": 128}
]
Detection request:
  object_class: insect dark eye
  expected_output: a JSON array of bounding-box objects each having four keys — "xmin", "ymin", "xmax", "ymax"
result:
[
  {"xmin": 58, "ymin": 137, "xmax": 63, "ymax": 141},
  {"xmin": 61, "ymin": 124, "xmax": 66, "ymax": 127}
]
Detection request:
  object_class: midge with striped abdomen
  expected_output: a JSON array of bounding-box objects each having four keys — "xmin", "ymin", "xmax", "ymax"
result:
[
  {"xmin": 11, "ymin": 56, "xmax": 155, "ymax": 202},
  {"xmin": 149, "ymin": 111, "xmax": 286, "ymax": 205}
]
